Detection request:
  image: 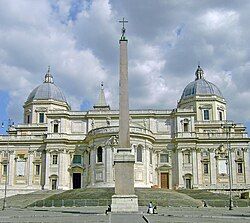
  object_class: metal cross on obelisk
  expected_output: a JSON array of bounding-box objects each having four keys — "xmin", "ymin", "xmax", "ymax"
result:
[
  {"xmin": 119, "ymin": 17, "xmax": 128, "ymax": 37},
  {"xmin": 111, "ymin": 18, "xmax": 138, "ymax": 213}
]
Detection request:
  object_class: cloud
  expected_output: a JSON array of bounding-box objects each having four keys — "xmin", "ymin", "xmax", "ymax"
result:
[{"xmin": 0, "ymin": 0, "xmax": 250, "ymax": 126}]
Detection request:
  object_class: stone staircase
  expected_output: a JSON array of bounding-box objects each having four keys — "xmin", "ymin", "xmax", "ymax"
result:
[{"xmin": 0, "ymin": 190, "xmax": 63, "ymax": 208}]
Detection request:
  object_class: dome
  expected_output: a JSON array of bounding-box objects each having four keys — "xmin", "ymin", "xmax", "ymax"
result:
[
  {"xmin": 26, "ymin": 67, "xmax": 67, "ymax": 103},
  {"xmin": 181, "ymin": 66, "xmax": 223, "ymax": 100}
]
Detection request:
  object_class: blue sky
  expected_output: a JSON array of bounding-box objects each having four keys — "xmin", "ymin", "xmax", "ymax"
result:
[{"xmin": 0, "ymin": 0, "xmax": 250, "ymax": 134}]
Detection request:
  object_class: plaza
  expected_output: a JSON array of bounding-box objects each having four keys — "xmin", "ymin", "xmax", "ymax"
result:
[{"xmin": 0, "ymin": 206, "xmax": 250, "ymax": 223}]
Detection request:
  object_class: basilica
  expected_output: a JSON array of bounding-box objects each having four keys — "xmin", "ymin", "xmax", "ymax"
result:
[{"xmin": 0, "ymin": 43, "xmax": 250, "ymax": 195}]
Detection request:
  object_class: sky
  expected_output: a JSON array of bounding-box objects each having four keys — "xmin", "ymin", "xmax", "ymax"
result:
[{"xmin": 0, "ymin": 0, "xmax": 250, "ymax": 133}]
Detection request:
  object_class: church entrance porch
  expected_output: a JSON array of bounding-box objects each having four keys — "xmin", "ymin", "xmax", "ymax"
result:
[
  {"xmin": 73, "ymin": 173, "xmax": 81, "ymax": 189},
  {"xmin": 160, "ymin": 173, "xmax": 169, "ymax": 188}
]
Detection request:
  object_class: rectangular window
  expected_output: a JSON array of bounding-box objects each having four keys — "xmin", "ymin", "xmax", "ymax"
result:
[
  {"xmin": 73, "ymin": 155, "xmax": 82, "ymax": 164},
  {"xmin": 183, "ymin": 123, "xmax": 188, "ymax": 132},
  {"xmin": 160, "ymin": 154, "xmax": 169, "ymax": 163},
  {"xmin": 54, "ymin": 123, "xmax": 59, "ymax": 133},
  {"xmin": 3, "ymin": 164, "xmax": 7, "ymax": 175},
  {"xmin": 237, "ymin": 163, "xmax": 243, "ymax": 174},
  {"xmin": 3, "ymin": 152, "xmax": 8, "ymax": 158},
  {"xmin": 39, "ymin": 113, "xmax": 45, "ymax": 123},
  {"xmin": 184, "ymin": 153, "xmax": 191, "ymax": 164},
  {"xmin": 97, "ymin": 147, "xmax": 103, "ymax": 163},
  {"xmin": 203, "ymin": 109, "xmax": 210, "ymax": 121},
  {"xmin": 88, "ymin": 152, "xmax": 91, "ymax": 165},
  {"xmin": 35, "ymin": 165, "xmax": 40, "ymax": 175},
  {"xmin": 236, "ymin": 150, "xmax": 242, "ymax": 157},
  {"xmin": 137, "ymin": 147, "xmax": 143, "ymax": 162},
  {"xmin": 150, "ymin": 151, "xmax": 152, "ymax": 165},
  {"xmin": 219, "ymin": 111, "xmax": 223, "ymax": 121},
  {"xmin": 52, "ymin": 155, "xmax": 58, "ymax": 165},
  {"xmin": 16, "ymin": 155, "xmax": 26, "ymax": 177},
  {"xmin": 27, "ymin": 114, "xmax": 31, "ymax": 124},
  {"xmin": 203, "ymin": 163, "xmax": 209, "ymax": 174}
]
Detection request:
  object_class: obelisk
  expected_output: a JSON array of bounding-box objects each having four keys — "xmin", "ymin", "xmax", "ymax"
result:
[{"xmin": 111, "ymin": 18, "xmax": 138, "ymax": 212}]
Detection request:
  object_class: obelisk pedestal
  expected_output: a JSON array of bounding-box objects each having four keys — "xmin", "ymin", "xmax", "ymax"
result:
[
  {"xmin": 111, "ymin": 148, "xmax": 138, "ymax": 212},
  {"xmin": 111, "ymin": 20, "xmax": 138, "ymax": 212}
]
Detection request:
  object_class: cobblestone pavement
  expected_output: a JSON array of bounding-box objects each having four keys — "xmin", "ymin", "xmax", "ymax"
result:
[{"xmin": 0, "ymin": 207, "xmax": 249, "ymax": 223}]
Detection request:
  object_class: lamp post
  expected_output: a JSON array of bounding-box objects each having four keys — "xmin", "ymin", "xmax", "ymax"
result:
[
  {"xmin": 1, "ymin": 119, "xmax": 12, "ymax": 211},
  {"xmin": 221, "ymin": 121, "xmax": 235, "ymax": 210}
]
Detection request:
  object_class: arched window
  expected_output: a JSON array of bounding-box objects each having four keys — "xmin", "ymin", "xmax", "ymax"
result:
[
  {"xmin": 97, "ymin": 146, "xmax": 103, "ymax": 163},
  {"xmin": 137, "ymin": 145, "xmax": 143, "ymax": 162}
]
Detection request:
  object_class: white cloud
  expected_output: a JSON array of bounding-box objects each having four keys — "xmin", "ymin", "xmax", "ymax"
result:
[
  {"xmin": 201, "ymin": 9, "xmax": 239, "ymax": 31},
  {"xmin": 0, "ymin": 0, "xmax": 250, "ymax": 127}
]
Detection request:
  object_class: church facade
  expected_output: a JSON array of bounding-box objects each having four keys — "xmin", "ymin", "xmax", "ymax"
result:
[{"xmin": 0, "ymin": 54, "xmax": 250, "ymax": 193}]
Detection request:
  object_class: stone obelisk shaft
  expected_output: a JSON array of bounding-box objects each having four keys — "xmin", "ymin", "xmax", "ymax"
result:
[
  {"xmin": 119, "ymin": 39, "xmax": 130, "ymax": 148},
  {"xmin": 111, "ymin": 24, "xmax": 138, "ymax": 212}
]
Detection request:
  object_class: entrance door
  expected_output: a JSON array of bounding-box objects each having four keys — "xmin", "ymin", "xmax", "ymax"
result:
[
  {"xmin": 73, "ymin": 173, "xmax": 81, "ymax": 189},
  {"xmin": 160, "ymin": 173, "xmax": 169, "ymax": 188},
  {"xmin": 185, "ymin": 179, "xmax": 191, "ymax": 189},
  {"xmin": 52, "ymin": 179, "xmax": 57, "ymax": 190}
]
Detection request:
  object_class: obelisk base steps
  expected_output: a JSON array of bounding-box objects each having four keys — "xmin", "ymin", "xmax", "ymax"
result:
[{"xmin": 111, "ymin": 194, "xmax": 138, "ymax": 212}]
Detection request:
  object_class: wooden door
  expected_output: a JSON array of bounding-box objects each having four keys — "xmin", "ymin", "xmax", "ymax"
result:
[
  {"xmin": 161, "ymin": 173, "xmax": 169, "ymax": 188},
  {"xmin": 185, "ymin": 179, "xmax": 191, "ymax": 189},
  {"xmin": 73, "ymin": 173, "xmax": 81, "ymax": 189}
]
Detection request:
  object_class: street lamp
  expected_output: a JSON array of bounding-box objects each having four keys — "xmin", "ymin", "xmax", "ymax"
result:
[
  {"xmin": 1, "ymin": 119, "xmax": 12, "ymax": 211},
  {"xmin": 221, "ymin": 121, "xmax": 236, "ymax": 210}
]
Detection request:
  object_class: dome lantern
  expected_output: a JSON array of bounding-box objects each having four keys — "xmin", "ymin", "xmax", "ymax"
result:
[
  {"xmin": 195, "ymin": 65, "xmax": 204, "ymax": 80},
  {"xmin": 44, "ymin": 66, "xmax": 54, "ymax": 83}
]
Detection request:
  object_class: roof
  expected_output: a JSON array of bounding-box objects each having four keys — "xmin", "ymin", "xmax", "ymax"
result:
[
  {"xmin": 180, "ymin": 66, "xmax": 223, "ymax": 100},
  {"xmin": 26, "ymin": 67, "xmax": 67, "ymax": 103}
]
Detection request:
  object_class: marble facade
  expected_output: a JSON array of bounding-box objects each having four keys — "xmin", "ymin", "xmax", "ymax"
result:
[{"xmin": 0, "ymin": 49, "xmax": 249, "ymax": 196}]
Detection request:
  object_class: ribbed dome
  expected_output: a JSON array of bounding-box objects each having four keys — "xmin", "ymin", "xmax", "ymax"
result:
[
  {"xmin": 181, "ymin": 66, "xmax": 223, "ymax": 100},
  {"xmin": 26, "ymin": 67, "xmax": 67, "ymax": 103}
]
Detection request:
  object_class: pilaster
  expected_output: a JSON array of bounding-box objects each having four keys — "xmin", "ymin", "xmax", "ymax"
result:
[
  {"xmin": 8, "ymin": 151, "xmax": 15, "ymax": 186},
  {"xmin": 178, "ymin": 150, "xmax": 184, "ymax": 187},
  {"xmin": 44, "ymin": 151, "xmax": 50, "ymax": 189},
  {"xmin": 28, "ymin": 150, "xmax": 34, "ymax": 186},
  {"xmin": 209, "ymin": 150, "xmax": 217, "ymax": 186},
  {"xmin": 192, "ymin": 149, "xmax": 198, "ymax": 187}
]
